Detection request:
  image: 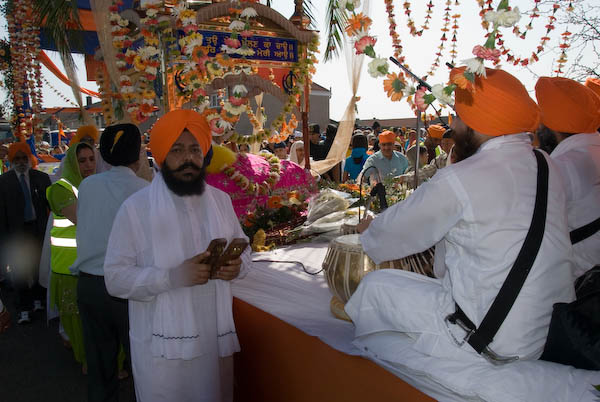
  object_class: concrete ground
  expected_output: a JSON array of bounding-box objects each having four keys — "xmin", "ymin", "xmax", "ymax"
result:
[{"xmin": 0, "ymin": 281, "xmax": 135, "ymax": 402}]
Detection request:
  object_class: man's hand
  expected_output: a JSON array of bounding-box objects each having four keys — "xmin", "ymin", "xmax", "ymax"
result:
[
  {"xmin": 356, "ymin": 215, "xmax": 373, "ymax": 234},
  {"xmin": 212, "ymin": 257, "xmax": 242, "ymax": 281},
  {"xmin": 169, "ymin": 251, "xmax": 212, "ymax": 288}
]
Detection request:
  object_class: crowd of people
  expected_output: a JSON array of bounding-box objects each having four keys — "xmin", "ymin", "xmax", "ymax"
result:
[{"xmin": 0, "ymin": 70, "xmax": 598, "ymax": 402}]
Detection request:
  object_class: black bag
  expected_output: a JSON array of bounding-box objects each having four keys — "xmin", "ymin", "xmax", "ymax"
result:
[{"xmin": 540, "ymin": 290, "xmax": 600, "ymax": 370}]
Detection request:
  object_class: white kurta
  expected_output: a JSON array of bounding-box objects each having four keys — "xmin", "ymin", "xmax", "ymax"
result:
[
  {"xmin": 550, "ymin": 133, "xmax": 600, "ymax": 278},
  {"xmin": 346, "ymin": 134, "xmax": 575, "ymax": 363},
  {"xmin": 104, "ymin": 178, "xmax": 251, "ymax": 402}
]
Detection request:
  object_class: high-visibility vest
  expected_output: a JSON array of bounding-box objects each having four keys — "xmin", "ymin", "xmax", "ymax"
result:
[{"xmin": 49, "ymin": 178, "xmax": 78, "ymax": 275}]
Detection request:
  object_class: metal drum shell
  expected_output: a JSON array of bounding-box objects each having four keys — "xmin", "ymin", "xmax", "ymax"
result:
[{"xmin": 323, "ymin": 234, "xmax": 434, "ymax": 305}]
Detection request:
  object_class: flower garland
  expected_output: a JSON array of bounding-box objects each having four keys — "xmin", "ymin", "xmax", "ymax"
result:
[
  {"xmin": 110, "ymin": 0, "xmax": 317, "ymax": 144},
  {"xmin": 554, "ymin": 29, "xmax": 572, "ymax": 75},
  {"xmin": 419, "ymin": 0, "xmax": 521, "ymax": 112},
  {"xmin": 423, "ymin": 0, "xmax": 454, "ymax": 79},
  {"xmin": 403, "ymin": 0, "xmax": 435, "ymax": 37},
  {"xmin": 221, "ymin": 151, "xmax": 282, "ymax": 196},
  {"xmin": 477, "ymin": 0, "xmax": 559, "ymax": 68},
  {"xmin": 96, "ymin": 66, "xmax": 116, "ymax": 125},
  {"xmin": 6, "ymin": 0, "xmax": 44, "ymax": 139},
  {"xmin": 384, "ymin": 0, "xmax": 405, "ymax": 63}
]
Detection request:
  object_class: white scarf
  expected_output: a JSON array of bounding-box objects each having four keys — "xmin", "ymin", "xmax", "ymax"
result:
[{"xmin": 149, "ymin": 173, "xmax": 240, "ymax": 359}]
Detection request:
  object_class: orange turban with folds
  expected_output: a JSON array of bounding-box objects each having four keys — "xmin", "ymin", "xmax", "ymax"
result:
[
  {"xmin": 378, "ymin": 130, "xmax": 396, "ymax": 144},
  {"xmin": 452, "ymin": 67, "xmax": 540, "ymax": 136},
  {"xmin": 585, "ymin": 77, "xmax": 600, "ymax": 98},
  {"xmin": 8, "ymin": 141, "xmax": 37, "ymax": 167},
  {"xmin": 71, "ymin": 125, "xmax": 99, "ymax": 145},
  {"xmin": 535, "ymin": 77, "xmax": 600, "ymax": 134},
  {"xmin": 427, "ymin": 125, "xmax": 446, "ymax": 139},
  {"xmin": 149, "ymin": 109, "xmax": 212, "ymax": 167}
]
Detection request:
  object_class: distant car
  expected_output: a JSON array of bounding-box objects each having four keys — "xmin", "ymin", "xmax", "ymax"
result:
[{"xmin": 0, "ymin": 120, "xmax": 13, "ymax": 143}]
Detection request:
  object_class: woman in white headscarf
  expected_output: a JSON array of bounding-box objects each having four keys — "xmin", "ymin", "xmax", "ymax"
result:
[{"xmin": 289, "ymin": 140, "xmax": 305, "ymax": 167}]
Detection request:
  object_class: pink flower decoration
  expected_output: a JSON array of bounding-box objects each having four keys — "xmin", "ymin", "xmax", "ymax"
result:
[
  {"xmin": 209, "ymin": 118, "xmax": 225, "ymax": 135},
  {"xmin": 224, "ymin": 38, "xmax": 241, "ymax": 49},
  {"xmin": 415, "ymin": 88, "xmax": 427, "ymax": 112},
  {"xmin": 354, "ymin": 35, "xmax": 377, "ymax": 57},
  {"xmin": 240, "ymin": 30, "xmax": 253, "ymax": 38},
  {"xmin": 183, "ymin": 24, "xmax": 198, "ymax": 34},
  {"xmin": 193, "ymin": 88, "xmax": 207, "ymax": 98},
  {"xmin": 472, "ymin": 45, "xmax": 501, "ymax": 62},
  {"xmin": 229, "ymin": 96, "xmax": 247, "ymax": 107}
]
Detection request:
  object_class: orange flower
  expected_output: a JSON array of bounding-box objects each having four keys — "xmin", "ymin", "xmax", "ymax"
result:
[
  {"xmin": 287, "ymin": 191, "xmax": 299, "ymax": 200},
  {"xmin": 267, "ymin": 196, "xmax": 283, "ymax": 209},
  {"xmin": 450, "ymin": 70, "xmax": 475, "ymax": 92},
  {"xmin": 383, "ymin": 72, "xmax": 406, "ymax": 102},
  {"xmin": 139, "ymin": 103, "xmax": 153, "ymax": 114},
  {"xmin": 345, "ymin": 13, "xmax": 372, "ymax": 36}
]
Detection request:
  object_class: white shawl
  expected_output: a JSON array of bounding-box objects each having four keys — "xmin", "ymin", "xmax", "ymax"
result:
[{"xmin": 149, "ymin": 173, "xmax": 240, "ymax": 360}]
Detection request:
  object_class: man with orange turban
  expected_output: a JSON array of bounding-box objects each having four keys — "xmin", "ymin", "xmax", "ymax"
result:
[
  {"xmin": 349, "ymin": 68, "xmax": 574, "ymax": 365},
  {"xmin": 0, "ymin": 141, "xmax": 51, "ymax": 324},
  {"xmin": 535, "ymin": 76, "xmax": 600, "ymax": 280},
  {"xmin": 359, "ymin": 130, "xmax": 409, "ymax": 184},
  {"xmin": 104, "ymin": 110, "xmax": 250, "ymax": 402}
]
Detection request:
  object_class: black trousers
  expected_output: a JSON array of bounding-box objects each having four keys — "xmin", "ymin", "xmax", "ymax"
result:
[
  {"xmin": 12, "ymin": 221, "xmax": 45, "ymax": 311},
  {"xmin": 77, "ymin": 273, "xmax": 130, "ymax": 402}
]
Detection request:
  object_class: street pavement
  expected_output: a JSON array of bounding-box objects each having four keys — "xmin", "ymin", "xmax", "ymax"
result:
[{"xmin": 0, "ymin": 282, "xmax": 135, "ymax": 402}]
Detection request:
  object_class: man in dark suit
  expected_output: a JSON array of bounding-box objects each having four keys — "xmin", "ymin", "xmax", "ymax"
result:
[{"xmin": 0, "ymin": 142, "xmax": 51, "ymax": 324}]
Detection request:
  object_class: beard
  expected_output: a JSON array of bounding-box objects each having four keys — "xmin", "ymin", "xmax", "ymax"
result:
[
  {"xmin": 451, "ymin": 126, "xmax": 480, "ymax": 163},
  {"xmin": 161, "ymin": 161, "xmax": 206, "ymax": 196}
]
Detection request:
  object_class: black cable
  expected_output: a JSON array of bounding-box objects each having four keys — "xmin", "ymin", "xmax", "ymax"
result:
[{"xmin": 252, "ymin": 258, "xmax": 324, "ymax": 276}]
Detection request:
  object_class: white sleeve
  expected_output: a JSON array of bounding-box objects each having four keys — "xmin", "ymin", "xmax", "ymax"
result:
[
  {"xmin": 360, "ymin": 169, "xmax": 464, "ymax": 264},
  {"xmin": 103, "ymin": 202, "xmax": 172, "ymax": 301}
]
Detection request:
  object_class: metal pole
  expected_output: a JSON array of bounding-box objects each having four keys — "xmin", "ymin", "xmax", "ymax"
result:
[
  {"xmin": 302, "ymin": 48, "xmax": 311, "ymax": 171},
  {"xmin": 414, "ymin": 109, "xmax": 421, "ymax": 189}
]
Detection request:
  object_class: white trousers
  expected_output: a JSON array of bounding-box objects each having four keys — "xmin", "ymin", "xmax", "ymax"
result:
[
  {"xmin": 345, "ymin": 269, "xmax": 482, "ymax": 363},
  {"xmin": 131, "ymin": 338, "xmax": 234, "ymax": 402}
]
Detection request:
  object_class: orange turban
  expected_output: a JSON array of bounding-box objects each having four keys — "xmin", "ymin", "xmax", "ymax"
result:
[
  {"xmin": 378, "ymin": 130, "xmax": 395, "ymax": 144},
  {"xmin": 8, "ymin": 141, "xmax": 37, "ymax": 167},
  {"xmin": 452, "ymin": 67, "xmax": 540, "ymax": 136},
  {"xmin": 535, "ymin": 77, "xmax": 600, "ymax": 134},
  {"xmin": 149, "ymin": 109, "xmax": 212, "ymax": 167},
  {"xmin": 585, "ymin": 77, "xmax": 600, "ymax": 98},
  {"xmin": 427, "ymin": 125, "xmax": 446, "ymax": 139},
  {"xmin": 71, "ymin": 125, "xmax": 99, "ymax": 145}
]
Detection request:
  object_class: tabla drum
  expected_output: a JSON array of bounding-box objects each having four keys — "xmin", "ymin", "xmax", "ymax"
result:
[{"xmin": 322, "ymin": 234, "xmax": 434, "ymax": 321}]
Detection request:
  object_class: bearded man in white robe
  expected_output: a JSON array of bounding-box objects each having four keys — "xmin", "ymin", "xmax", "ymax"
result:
[
  {"xmin": 349, "ymin": 67, "xmax": 575, "ymax": 364},
  {"xmin": 104, "ymin": 110, "xmax": 251, "ymax": 402}
]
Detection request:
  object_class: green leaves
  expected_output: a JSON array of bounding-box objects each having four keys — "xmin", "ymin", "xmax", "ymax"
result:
[{"xmin": 324, "ymin": 0, "xmax": 348, "ymax": 61}]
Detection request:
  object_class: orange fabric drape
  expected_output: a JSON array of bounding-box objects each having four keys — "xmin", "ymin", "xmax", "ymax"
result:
[
  {"xmin": 38, "ymin": 51, "xmax": 101, "ymax": 98},
  {"xmin": 232, "ymin": 298, "xmax": 434, "ymax": 402}
]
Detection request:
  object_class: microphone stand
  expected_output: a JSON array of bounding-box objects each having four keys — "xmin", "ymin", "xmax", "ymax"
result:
[{"xmin": 358, "ymin": 165, "xmax": 387, "ymax": 222}]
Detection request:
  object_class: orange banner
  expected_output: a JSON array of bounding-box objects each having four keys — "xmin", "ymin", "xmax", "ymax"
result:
[{"xmin": 38, "ymin": 50, "xmax": 101, "ymax": 98}]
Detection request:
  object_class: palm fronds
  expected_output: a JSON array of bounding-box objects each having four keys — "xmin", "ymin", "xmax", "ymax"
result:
[
  {"xmin": 324, "ymin": 0, "xmax": 348, "ymax": 61},
  {"xmin": 33, "ymin": 0, "xmax": 84, "ymax": 69}
]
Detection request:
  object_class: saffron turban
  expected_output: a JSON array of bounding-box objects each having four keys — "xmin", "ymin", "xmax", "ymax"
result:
[
  {"xmin": 535, "ymin": 77, "xmax": 600, "ymax": 134},
  {"xmin": 100, "ymin": 123, "xmax": 141, "ymax": 166},
  {"xmin": 149, "ymin": 109, "xmax": 212, "ymax": 167},
  {"xmin": 8, "ymin": 141, "xmax": 36, "ymax": 167},
  {"xmin": 379, "ymin": 130, "xmax": 396, "ymax": 144},
  {"xmin": 585, "ymin": 77, "xmax": 600, "ymax": 98},
  {"xmin": 71, "ymin": 125, "xmax": 99, "ymax": 145},
  {"xmin": 452, "ymin": 67, "xmax": 540, "ymax": 136},
  {"xmin": 427, "ymin": 125, "xmax": 446, "ymax": 139}
]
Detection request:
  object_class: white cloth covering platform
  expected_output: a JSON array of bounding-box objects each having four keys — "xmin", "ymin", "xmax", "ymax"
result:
[{"xmin": 232, "ymin": 243, "xmax": 600, "ymax": 402}]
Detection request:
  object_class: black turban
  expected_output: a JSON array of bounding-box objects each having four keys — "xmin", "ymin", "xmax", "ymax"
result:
[{"xmin": 100, "ymin": 123, "xmax": 141, "ymax": 166}]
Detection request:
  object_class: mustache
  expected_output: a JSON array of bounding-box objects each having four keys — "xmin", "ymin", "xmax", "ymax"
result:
[{"xmin": 174, "ymin": 162, "xmax": 201, "ymax": 172}]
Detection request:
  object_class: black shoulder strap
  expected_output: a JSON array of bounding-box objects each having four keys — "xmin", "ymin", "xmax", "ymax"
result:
[
  {"xmin": 570, "ymin": 217, "xmax": 600, "ymax": 245},
  {"xmin": 453, "ymin": 150, "xmax": 549, "ymax": 354}
]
